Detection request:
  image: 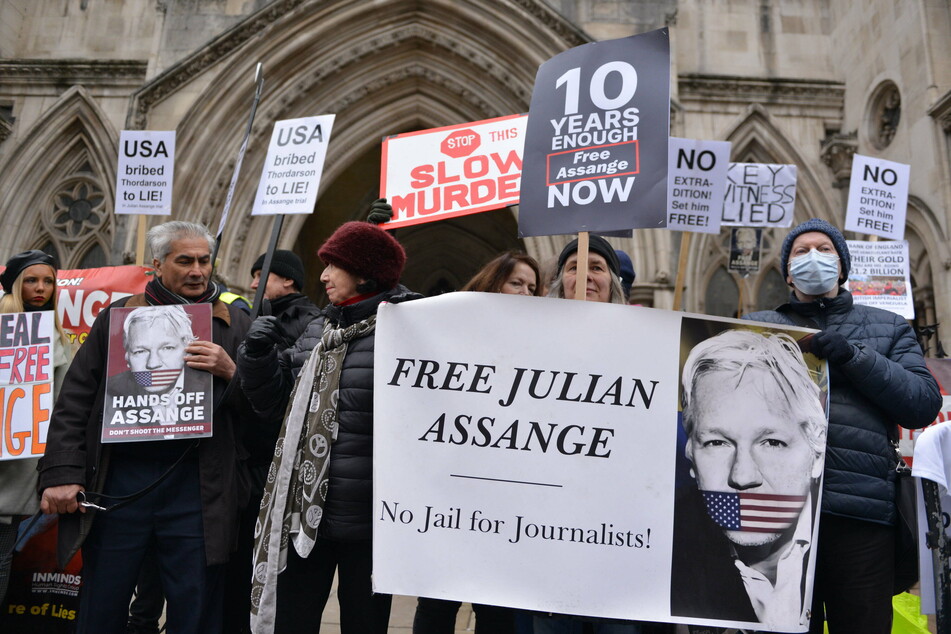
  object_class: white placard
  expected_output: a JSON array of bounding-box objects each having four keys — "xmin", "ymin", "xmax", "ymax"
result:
[
  {"xmin": 845, "ymin": 154, "xmax": 910, "ymax": 241},
  {"xmin": 667, "ymin": 138, "xmax": 732, "ymax": 234},
  {"xmin": 252, "ymin": 115, "xmax": 335, "ymax": 215},
  {"xmin": 374, "ymin": 294, "xmax": 828, "ymax": 632},
  {"xmin": 380, "ymin": 115, "xmax": 527, "ymax": 229},
  {"xmin": 845, "ymin": 239, "xmax": 914, "ymax": 319},
  {"xmin": 115, "ymin": 130, "xmax": 175, "ymax": 215},
  {"xmin": 0, "ymin": 312, "xmax": 55, "ymax": 461},
  {"xmin": 721, "ymin": 163, "xmax": 797, "ymax": 227}
]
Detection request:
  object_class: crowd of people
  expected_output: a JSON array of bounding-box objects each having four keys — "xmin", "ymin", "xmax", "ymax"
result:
[{"xmin": 0, "ymin": 205, "xmax": 941, "ymax": 634}]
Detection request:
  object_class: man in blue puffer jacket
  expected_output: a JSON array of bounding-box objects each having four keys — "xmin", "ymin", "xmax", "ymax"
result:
[{"xmin": 745, "ymin": 218, "xmax": 941, "ymax": 634}]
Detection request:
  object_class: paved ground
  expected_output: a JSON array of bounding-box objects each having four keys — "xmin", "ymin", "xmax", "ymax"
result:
[{"xmin": 320, "ymin": 587, "xmax": 474, "ymax": 633}]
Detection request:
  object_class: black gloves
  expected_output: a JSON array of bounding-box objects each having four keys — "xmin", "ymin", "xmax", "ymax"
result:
[
  {"xmin": 367, "ymin": 198, "xmax": 393, "ymax": 225},
  {"xmin": 810, "ymin": 330, "xmax": 854, "ymax": 365},
  {"xmin": 243, "ymin": 316, "xmax": 290, "ymax": 357}
]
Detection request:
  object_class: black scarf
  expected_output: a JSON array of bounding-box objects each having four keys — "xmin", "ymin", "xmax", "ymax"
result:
[{"xmin": 144, "ymin": 277, "xmax": 222, "ymax": 306}]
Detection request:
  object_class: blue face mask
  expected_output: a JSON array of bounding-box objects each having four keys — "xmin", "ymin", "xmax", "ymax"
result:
[{"xmin": 788, "ymin": 249, "xmax": 840, "ymax": 296}]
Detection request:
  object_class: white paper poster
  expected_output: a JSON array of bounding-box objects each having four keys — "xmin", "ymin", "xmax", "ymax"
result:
[
  {"xmin": 721, "ymin": 163, "xmax": 797, "ymax": 227},
  {"xmin": 0, "ymin": 312, "xmax": 55, "ymax": 461},
  {"xmin": 252, "ymin": 115, "xmax": 335, "ymax": 215},
  {"xmin": 374, "ymin": 294, "xmax": 829, "ymax": 632},
  {"xmin": 667, "ymin": 138, "xmax": 732, "ymax": 234},
  {"xmin": 846, "ymin": 239, "xmax": 914, "ymax": 319},
  {"xmin": 845, "ymin": 154, "xmax": 910, "ymax": 241},
  {"xmin": 380, "ymin": 115, "xmax": 527, "ymax": 229},
  {"xmin": 115, "ymin": 130, "xmax": 175, "ymax": 215}
]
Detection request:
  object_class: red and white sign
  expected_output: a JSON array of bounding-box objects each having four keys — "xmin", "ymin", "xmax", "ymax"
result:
[{"xmin": 380, "ymin": 114, "xmax": 527, "ymax": 229}]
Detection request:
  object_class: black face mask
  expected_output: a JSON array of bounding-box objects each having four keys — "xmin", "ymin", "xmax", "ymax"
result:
[{"xmin": 23, "ymin": 297, "xmax": 55, "ymax": 312}]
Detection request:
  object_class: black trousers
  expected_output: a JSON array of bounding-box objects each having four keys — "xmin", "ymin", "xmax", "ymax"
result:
[
  {"xmin": 78, "ymin": 454, "xmax": 223, "ymax": 634},
  {"xmin": 274, "ymin": 536, "xmax": 392, "ymax": 633},
  {"xmin": 808, "ymin": 514, "xmax": 895, "ymax": 634},
  {"xmin": 413, "ymin": 596, "xmax": 516, "ymax": 633}
]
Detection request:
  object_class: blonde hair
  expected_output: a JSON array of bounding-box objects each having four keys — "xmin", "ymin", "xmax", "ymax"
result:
[{"xmin": 0, "ymin": 264, "xmax": 70, "ymax": 347}]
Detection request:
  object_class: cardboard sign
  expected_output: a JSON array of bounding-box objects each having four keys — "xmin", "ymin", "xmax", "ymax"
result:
[
  {"xmin": 667, "ymin": 138, "xmax": 732, "ymax": 234},
  {"xmin": 728, "ymin": 227, "xmax": 762, "ymax": 276},
  {"xmin": 252, "ymin": 115, "xmax": 335, "ymax": 215},
  {"xmin": 374, "ymin": 293, "xmax": 828, "ymax": 632},
  {"xmin": 0, "ymin": 311, "xmax": 54, "ymax": 461},
  {"xmin": 845, "ymin": 240, "xmax": 914, "ymax": 319},
  {"xmin": 721, "ymin": 163, "xmax": 797, "ymax": 227},
  {"xmin": 518, "ymin": 29, "xmax": 670, "ymax": 237},
  {"xmin": 845, "ymin": 154, "xmax": 910, "ymax": 241},
  {"xmin": 115, "ymin": 130, "xmax": 175, "ymax": 215},
  {"xmin": 380, "ymin": 115, "xmax": 527, "ymax": 229},
  {"xmin": 102, "ymin": 304, "xmax": 213, "ymax": 443}
]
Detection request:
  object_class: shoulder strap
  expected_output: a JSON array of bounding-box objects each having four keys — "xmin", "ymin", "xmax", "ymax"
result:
[{"xmin": 777, "ymin": 304, "xmax": 819, "ymax": 329}]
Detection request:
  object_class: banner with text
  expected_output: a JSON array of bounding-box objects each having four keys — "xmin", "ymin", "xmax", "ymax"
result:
[
  {"xmin": 845, "ymin": 239, "xmax": 913, "ymax": 319},
  {"xmin": 101, "ymin": 304, "xmax": 213, "ymax": 443},
  {"xmin": 667, "ymin": 138, "xmax": 731, "ymax": 234},
  {"xmin": 721, "ymin": 163, "xmax": 797, "ymax": 227},
  {"xmin": 518, "ymin": 28, "xmax": 670, "ymax": 237},
  {"xmin": 380, "ymin": 115, "xmax": 526, "ymax": 229},
  {"xmin": 252, "ymin": 115, "xmax": 335, "ymax": 215},
  {"xmin": 374, "ymin": 294, "xmax": 828, "ymax": 632},
  {"xmin": 844, "ymin": 154, "xmax": 910, "ymax": 241},
  {"xmin": 115, "ymin": 130, "xmax": 175, "ymax": 215},
  {"xmin": 0, "ymin": 311, "xmax": 54, "ymax": 461}
]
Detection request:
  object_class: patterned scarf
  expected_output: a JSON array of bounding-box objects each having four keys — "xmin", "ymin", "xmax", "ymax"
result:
[
  {"xmin": 249, "ymin": 315, "xmax": 377, "ymax": 633},
  {"xmin": 144, "ymin": 277, "xmax": 222, "ymax": 306}
]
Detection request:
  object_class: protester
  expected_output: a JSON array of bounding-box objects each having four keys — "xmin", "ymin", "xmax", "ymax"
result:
[
  {"xmin": 221, "ymin": 248, "xmax": 322, "ymax": 633},
  {"xmin": 239, "ymin": 220, "xmax": 419, "ymax": 633},
  {"xmin": 37, "ymin": 220, "xmax": 256, "ymax": 634},
  {"xmin": 0, "ymin": 250, "xmax": 73, "ymax": 606},
  {"xmin": 413, "ymin": 250, "xmax": 542, "ymax": 634},
  {"xmin": 744, "ymin": 218, "xmax": 942, "ymax": 633},
  {"xmin": 615, "ymin": 249, "xmax": 636, "ymax": 302},
  {"xmin": 671, "ymin": 329, "xmax": 826, "ymax": 630},
  {"xmin": 537, "ymin": 234, "xmax": 642, "ymax": 633}
]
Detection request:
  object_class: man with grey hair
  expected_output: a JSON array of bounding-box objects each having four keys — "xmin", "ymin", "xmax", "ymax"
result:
[
  {"xmin": 38, "ymin": 220, "xmax": 255, "ymax": 633},
  {"xmin": 671, "ymin": 328, "xmax": 827, "ymax": 631}
]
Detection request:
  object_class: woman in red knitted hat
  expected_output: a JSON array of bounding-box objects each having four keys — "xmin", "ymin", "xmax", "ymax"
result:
[{"xmin": 238, "ymin": 221, "xmax": 420, "ymax": 634}]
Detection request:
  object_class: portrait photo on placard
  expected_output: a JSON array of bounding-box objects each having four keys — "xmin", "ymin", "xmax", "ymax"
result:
[
  {"xmin": 670, "ymin": 317, "xmax": 828, "ymax": 632},
  {"xmin": 101, "ymin": 303, "xmax": 213, "ymax": 442}
]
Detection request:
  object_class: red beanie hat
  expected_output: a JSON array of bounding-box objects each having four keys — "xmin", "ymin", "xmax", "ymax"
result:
[{"xmin": 317, "ymin": 221, "xmax": 406, "ymax": 290}]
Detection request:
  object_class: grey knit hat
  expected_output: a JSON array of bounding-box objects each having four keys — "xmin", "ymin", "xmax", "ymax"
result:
[{"xmin": 779, "ymin": 218, "xmax": 851, "ymax": 281}]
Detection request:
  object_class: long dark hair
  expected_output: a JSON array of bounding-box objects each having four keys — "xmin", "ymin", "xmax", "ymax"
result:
[{"xmin": 461, "ymin": 251, "xmax": 541, "ymax": 296}]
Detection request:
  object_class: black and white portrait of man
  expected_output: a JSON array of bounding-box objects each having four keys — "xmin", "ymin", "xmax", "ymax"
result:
[{"xmin": 670, "ymin": 326, "xmax": 828, "ymax": 631}]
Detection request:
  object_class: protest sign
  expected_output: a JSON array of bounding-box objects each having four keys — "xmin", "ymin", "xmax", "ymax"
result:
[
  {"xmin": 518, "ymin": 28, "xmax": 670, "ymax": 237},
  {"xmin": 912, "ymin": 422, "xmax": 951, "ymax": 615},
  {"xmin": 0, "ymin": 515, "xmax": 82, "ymax": 633},
  {"xmin": 380, "ymin": 114, "xmax": 527, "ymax": 229},
  {"xmin": 667, "ymin": 138, "xmax": 732, "ymax": 234},
  {"xmin": 374, "ymin": 293, "xmax": 828, "ymax": 631},
  {"xmin": 0, "ymin": 311, "xmax": 54, "ymax": 461},
  {"xmin": 728, "ymin": 227, "xmax": 762, "ymax": 276},
  {"xmin": 115, "ymin": 130, "xmax": 175, "ymax": 215},
  {"xmin": 252, "ymin": 115, "xmax": 335, "ymax": 215},
  {"xmin": 101, "ymin": 304, "xmax": 212, "ymax": 443},
  {"xmin": 846, "ymin": 239, "xmax": 914, "ymax": 319},
  {"xmin": 721, "ymin": 163, "xmax": 797, "ymax": 227},
  {"xmin": 845, "ymin": 154, "xmax": 910, "ymax": 241}
]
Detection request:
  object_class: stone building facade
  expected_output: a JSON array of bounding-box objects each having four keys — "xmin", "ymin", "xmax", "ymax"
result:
[{"xmin": 1, "ymin": 0, "xmax": 949, "ymax": 353}]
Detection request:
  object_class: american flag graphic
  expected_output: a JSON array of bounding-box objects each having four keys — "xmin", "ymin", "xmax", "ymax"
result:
[
  {"xmin": 133, "ymin": 369, "xmax": 181, "ymax": 389},
  {"xmin": 701, "ymin": 490, "xmax": 806, "ymax": 533}
]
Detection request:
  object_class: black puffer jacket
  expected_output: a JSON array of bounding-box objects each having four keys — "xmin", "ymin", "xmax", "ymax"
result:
[
  {"xmin": 238, "ymin": 284, "xmax": 420, "ymax": 540},
  {"xmin": 745, "ymin": 289, "xmax": 941, "ymax": 525}
]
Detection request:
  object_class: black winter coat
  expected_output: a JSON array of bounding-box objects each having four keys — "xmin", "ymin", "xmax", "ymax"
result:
[
  {"xmin": 238, "ymin": 284, "xmax": 420, "ymax": 541},
  {"xmin": 37, "ymin": 295, "xmax": 255, "ymax": 566},
  {"xmin": 745, "ymin": 289, "xmax": 941, "ymax": 525}
]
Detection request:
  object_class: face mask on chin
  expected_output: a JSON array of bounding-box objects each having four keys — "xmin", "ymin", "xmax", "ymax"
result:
[{"xmin": 789, "ymin": 249, "xmax": 840, "ymax": 296}]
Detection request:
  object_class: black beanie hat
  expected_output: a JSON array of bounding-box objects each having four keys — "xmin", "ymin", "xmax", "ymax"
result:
[
  {"xmin": 779, "ymin": 218, "xmax": 851, "ymax": 281},
  {"xmin": 251, "ymin": 250, "xmax": 305, "ymax": 291},
  {"xmin": 1, "ymin": 250, "xmax": 57, "ymax": 294},
  {"xmin": 556, "ymin": 235, "xmax": 621, "ymax": 278}
]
